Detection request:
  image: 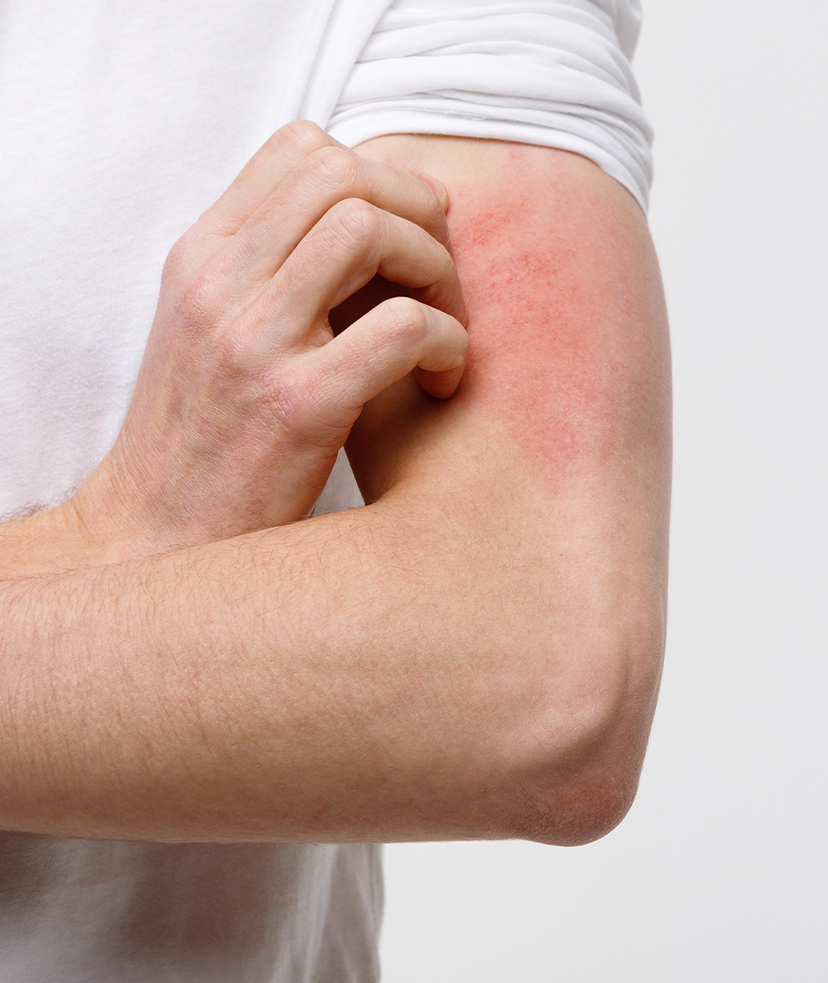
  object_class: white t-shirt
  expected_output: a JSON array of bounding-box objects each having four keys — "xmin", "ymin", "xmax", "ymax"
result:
[{"xmin": 0, "ymin": 1, "xmax": 652, "ymax": 978}]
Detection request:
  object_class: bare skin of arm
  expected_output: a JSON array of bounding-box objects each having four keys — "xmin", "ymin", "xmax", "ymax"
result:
[{"xmin": 0, "ymin": 129, "xmax": 670, "ymax": 846}]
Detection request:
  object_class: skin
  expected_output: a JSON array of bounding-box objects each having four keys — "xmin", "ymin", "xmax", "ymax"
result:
[
  {"xmin": 349, "ymin": 138, "xmax": 667, "ymax": 495},
  {"xmin": 0, "ymin": 124, "xmax": 670, "ymax": 846}
]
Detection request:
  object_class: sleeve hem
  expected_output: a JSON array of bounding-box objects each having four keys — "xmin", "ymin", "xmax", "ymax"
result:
[{"xmin": 328, "ymin": 110, "xmax": 650, "ymax": 212}]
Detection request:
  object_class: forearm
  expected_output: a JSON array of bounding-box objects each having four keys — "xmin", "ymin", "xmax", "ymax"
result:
[
  {"xmin": 0, "ymin": 423, "xmax": 663, "ymax": 846},
  {"xmin": 0, "ymin": 497, "xmax": 519, "ymax": 841}
]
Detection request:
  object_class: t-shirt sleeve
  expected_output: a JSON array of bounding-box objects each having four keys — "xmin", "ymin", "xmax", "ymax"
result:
[{"xmin": 323, "ymin": 0, "xmax": 653, "ymax": 210}]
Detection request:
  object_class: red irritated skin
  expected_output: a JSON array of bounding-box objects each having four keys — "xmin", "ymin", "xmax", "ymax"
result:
[
  {"xmin": 347, "ymin": 136, "xmax": 671, "ymax": 844},
  {"xmin": 452, "ymin": 146, "xmax": 668, "ymax": 491},
  {"xmin": 348, "ymin": 138, "xmax": 670, "ymax": 499}
]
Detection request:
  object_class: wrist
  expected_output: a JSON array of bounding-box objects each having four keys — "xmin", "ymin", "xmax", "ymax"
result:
[
  {"xmin": 0, "ymin": 500, "xmax": 99, "ymax": 579},
  {"xmin": 0, "ymin": 461, "xmax": 171, "ymax": 581},
  {"xmin": 65, "ymin": 453, "xmax": 185, "ymax": 567}
]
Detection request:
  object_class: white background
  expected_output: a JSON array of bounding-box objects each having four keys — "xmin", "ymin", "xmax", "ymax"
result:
[{"xmin": 380, "ymin": 1, "xmax": 828, "ymax": 979}]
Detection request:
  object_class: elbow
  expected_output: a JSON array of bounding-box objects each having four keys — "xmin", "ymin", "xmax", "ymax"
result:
[
  {"xmin": 519, "ymin": 752, "xmax": 643, "ymax": 848},
  {"xmin": 503, "ymin": 620, "xmax": 664, "ymax": 847}
]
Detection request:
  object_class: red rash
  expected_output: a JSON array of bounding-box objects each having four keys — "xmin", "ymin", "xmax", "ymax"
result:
[{"xmin": 446, "ymin": 149, "xmax": 656, "ymax": 490}]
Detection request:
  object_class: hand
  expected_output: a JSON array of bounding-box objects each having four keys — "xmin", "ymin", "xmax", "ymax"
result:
[{"xmin": 69, "ymin": 121, "xmax": 468, "ymax": 557}]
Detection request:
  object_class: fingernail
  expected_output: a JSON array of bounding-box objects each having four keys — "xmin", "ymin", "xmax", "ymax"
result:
[{"xmin": 415, "ymin": 172, "xmax": 448, "ymax": 209}]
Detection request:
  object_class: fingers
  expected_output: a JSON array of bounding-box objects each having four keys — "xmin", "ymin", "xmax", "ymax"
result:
[
  {"xmin": 199, "ymin": 121, "xmax": 341, "ymax": 236},
  {"xmin": 168, "ymin": 121, "xmax": 468, "ymax": 410},
  {"xmin": 161, "ymin": 122, "xmax": 345, "ymax": 288},
  {"xmin": 258, "ymin": 199, "xmax": 466, "ymax": 344},
  {"xmin": 301, "ymin": 296, "xmax": 469, "ymax": 412},
  {"xmin": 200, "ymin": 121, "xmax": 448, "ymax": 259},
  {"xmin": 224, "ymin": 146, "xmax": 451, "ymax": 295},
  {"xmin": 180, "ymin": 122, "xmax": 453, "ymax": 333}
]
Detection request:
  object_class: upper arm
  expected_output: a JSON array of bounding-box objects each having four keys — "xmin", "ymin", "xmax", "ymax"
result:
[
  {"xmin": 347, "ymin": 134, "xmax": 671, "ymax": 843},
  {"xmin": 349, "ymin": 134, "xmax": 670, "ymax": 498}
]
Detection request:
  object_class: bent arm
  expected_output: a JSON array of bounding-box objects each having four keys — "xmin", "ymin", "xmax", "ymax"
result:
[{"xmin": 0, "ymin": 138, "xmax": 670, "ymax": 845}]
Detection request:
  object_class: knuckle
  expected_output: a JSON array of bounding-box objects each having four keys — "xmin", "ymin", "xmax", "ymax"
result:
[
  {"xmin": 162, "ymin": 229, "xmax": 196, "ymax": 278},
  {"xmin": 252, "ymin": 362, "xmax": 316, "ymax": 435},
  {"xmin": 325, "ymin": 198, "xmax": 382, "ymax": 251},
  {"xmin": 272, "ymin": 119, "xmax": 328, "ymax": 157},
  {"xmin": 382, "ymin": 295, "xmax": 429, "ymax": 342},
  {"xmin": 172, "ymin": 266, "xmax": 224, "ymax": 331},
  {"xmin": 206, "ymin": 329, "xmax": 248, "ymax": 380},
  {"xmin": 162, "ymin": 226, "xmax": 220, "ymax": 288},
  {"xmin": 201, "ymin": 334, "xmax": 304, "ymax": 434},
  {"xmin": 306, "ymin": 145, "xmax": 361, "ymax": 192}
]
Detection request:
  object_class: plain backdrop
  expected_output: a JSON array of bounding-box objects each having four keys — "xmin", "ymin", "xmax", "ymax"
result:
[{"xmin": 379, "ymin": 1, "xmax": 828, "ymax": 980}]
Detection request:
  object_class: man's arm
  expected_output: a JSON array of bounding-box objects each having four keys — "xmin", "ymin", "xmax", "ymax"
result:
[{"xmin": 0, "ymin": 133, "xmax": 670, "ymax": 846}]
